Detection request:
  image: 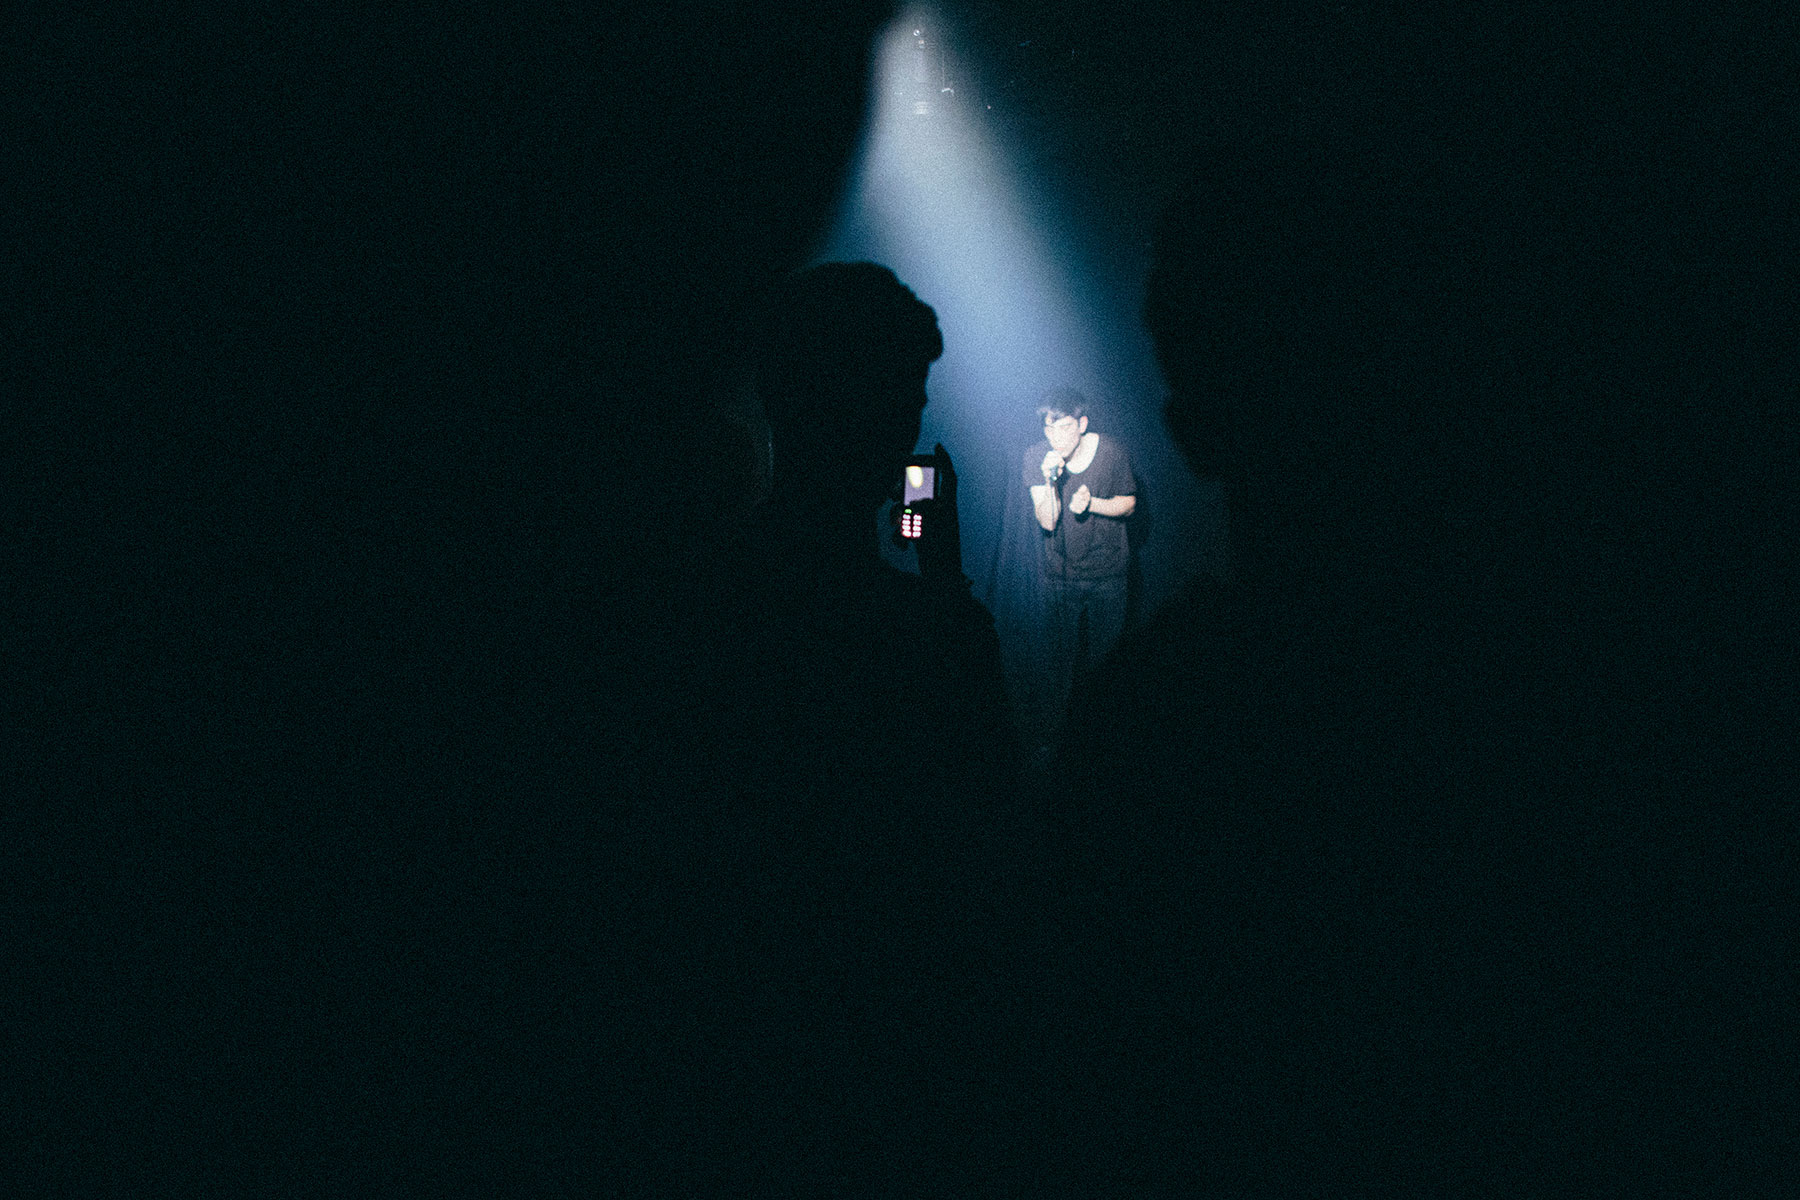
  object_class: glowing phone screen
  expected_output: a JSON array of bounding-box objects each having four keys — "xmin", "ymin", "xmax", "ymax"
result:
[{"xmin": 903, "ymin": 465, "xmax": 936, "ymax": 504}]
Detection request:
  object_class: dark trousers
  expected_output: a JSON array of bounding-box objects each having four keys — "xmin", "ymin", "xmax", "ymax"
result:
[{"xmin": 1042, "ymin": 574, "xmax": 1128, "ymax": 741}]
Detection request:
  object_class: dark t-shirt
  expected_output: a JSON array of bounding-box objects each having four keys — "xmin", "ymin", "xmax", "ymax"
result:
[{"xmin": 1023, "ymin": 433, "xmax": 1139, "ymax": 580}]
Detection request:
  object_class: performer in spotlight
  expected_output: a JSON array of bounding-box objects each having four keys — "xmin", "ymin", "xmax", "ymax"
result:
[{"xmin": 1025, "ymin": 388, "xmax": 1139, "ymax": 749}]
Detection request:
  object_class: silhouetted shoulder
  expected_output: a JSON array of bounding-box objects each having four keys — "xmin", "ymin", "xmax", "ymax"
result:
[
  {"xmin": 682, "ymin": 517, "xmax": 1015, "ymax": 798},
  {"xmin": 1062, "ymin": 577, "xmax": 1251, "ymax": 777}
]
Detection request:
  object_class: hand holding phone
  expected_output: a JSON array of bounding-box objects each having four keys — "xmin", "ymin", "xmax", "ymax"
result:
[
  {"xmin": 895, "ymin": 446, "xmax": 964, "ymax": 583},
  {"xmin": 897, "ymin": 459, "xmax": 935, "ymax": 540}
]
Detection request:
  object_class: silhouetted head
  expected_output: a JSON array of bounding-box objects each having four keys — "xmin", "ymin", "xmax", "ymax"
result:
[
  {"xmin": 1144, "ymin": 13, "xmax": 1785, "ymax": 586},
  {"xmin": 1145, "ymin": 117, "xmax": 1456, "ymax": 504},
  {"xmin": 21, "ymin": 3, "xmax": 902, "ymax": 581},
  {"xmin": 755, "ymin": 261, "xmax": 944, "ymax": 512}
]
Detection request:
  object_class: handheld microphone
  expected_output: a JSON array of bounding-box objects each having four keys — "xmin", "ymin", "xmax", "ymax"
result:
[{"xmin": 1047, "ymin": 459, "xmax": 1065, "ymax": 485}]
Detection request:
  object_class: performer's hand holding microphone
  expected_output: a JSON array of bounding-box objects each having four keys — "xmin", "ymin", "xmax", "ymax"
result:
[{"xmin": 1042, "ymin": 450, "xmax": 1088, "ymax": 514}]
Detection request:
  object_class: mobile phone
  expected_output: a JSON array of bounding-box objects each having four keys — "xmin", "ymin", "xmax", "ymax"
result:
[
  {"xmin": 903, "ymin": 461, "xmax": 938, "ymax": 503},
  {"xmin": 899, "ymin": 459, "xmax": 938, "ymax": 539}
]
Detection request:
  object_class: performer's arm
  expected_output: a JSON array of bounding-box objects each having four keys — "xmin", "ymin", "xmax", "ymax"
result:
[{"xmin": 1088, "ymin": 493, "xmax": 1136, "ymax": 518}]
